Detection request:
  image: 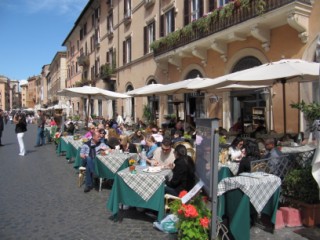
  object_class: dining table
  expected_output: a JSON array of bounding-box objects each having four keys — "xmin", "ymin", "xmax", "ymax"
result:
[
  {"xmin": 217, "ymin": 172, "xmax": 281, "ymax": 240},
  {"xmin": 107, "ymin": 165, "xmax": 171, "ymax": 221},
  {"xmin": 95, "ymin": 152, "xmax": 137, "ymax": 191}
]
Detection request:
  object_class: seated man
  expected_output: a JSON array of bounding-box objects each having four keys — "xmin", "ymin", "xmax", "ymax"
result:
[
  {"xmin": 148, "ymin": 137, "xmax": 175, "ymax": 167},
  {"xmin": 80, "ymin": 131, "xmax": 108, "ymax": 193},
  {"xmin": 264, "ymin": 138, "xmax": 284, "ymax": 177}
]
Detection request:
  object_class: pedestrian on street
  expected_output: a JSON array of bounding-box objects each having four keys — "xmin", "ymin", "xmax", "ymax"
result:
[
  {"xmin": 14, "ymin": 112, "xmax": 27, "ymax": 156},
  {"xmin": 35, "ymin": 110, "xmax": 46, "ymax": 147},
  {"xmin": 0, "ymin": 109, "xmax": 4, "ymax": 146},
  {"xmin": 80, "ymin": 131, "xmax": 108, "ymax": 193}
]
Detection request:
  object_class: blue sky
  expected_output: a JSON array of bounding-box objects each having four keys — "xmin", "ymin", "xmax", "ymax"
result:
[{"xmin": 0, "ymin": 0, "xmax": 88, "ymax": 81}]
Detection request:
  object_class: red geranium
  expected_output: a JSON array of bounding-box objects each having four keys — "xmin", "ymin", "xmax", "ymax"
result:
[
  {"xmin": 184, "ymin": 204, "xmax": 198, "ymax": 218},
  {"xmin": 199, "ymin": 217, "xmax": 210, "ymax": 228},
  {"xmin": 179, "ymin": 190, "xmax": 188, "ymax": 198}
]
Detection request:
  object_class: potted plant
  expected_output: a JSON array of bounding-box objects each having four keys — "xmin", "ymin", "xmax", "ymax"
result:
[
  {"xmin": 128, "ymin": 159, "xmax": 136, "ymax": 172},
  {"xmin": 169, "ymin": 191, "xmax": 211, "ymax": 240},
  {"xmin": 291, "ymin": 100, "xmax": 320, "ymax": 126},
  {"xmin": 282, "ymin": 166, "xmax": 320, "ymax": 227}
]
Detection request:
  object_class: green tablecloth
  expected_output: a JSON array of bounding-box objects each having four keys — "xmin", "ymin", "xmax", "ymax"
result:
[
  {"xmin": 56, "ymin": 137, "xmax": 69, "ymax": 155},
  {"xmin": 219, "ymin": 167, "xmax": 233, "ymax": 181},
  {"xmin": 107, "ymin": 172, "xmax": 165, "ymax": 221},
  {"xmin": 217, "ymin": 188, "xmax": 280, "ymax": 240}
]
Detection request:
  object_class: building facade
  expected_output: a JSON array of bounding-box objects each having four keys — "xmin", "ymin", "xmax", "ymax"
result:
[
  {"xmin": 47, "ymin": 52, "xmax": 68, "ymax": 107},
  {"xmin": 62, "ymin": 0, "xmax": 320, "ymax": 133}
]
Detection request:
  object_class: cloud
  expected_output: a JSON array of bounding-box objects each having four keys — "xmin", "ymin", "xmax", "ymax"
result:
[{"xmin": 24, "ymin": 0, "xmax": 88, "ymax": 15}]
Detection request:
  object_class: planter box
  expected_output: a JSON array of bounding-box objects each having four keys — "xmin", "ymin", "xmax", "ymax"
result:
[{"xmin": 289, "ymin": 199, "xmax": 320, "ymax": 227}]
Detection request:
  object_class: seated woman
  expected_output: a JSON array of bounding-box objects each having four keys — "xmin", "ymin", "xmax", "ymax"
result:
[
  {"xmin": 145, "ymin": 135, "xmax": 158, "ymax": 160},
  {"xmin": 237, "ymin": 139, "xmax": 261, "ymax": 175},
  {"xmin": 50, "ymin": 117, "xmax": 57, "ymax": 126},
  {"xmin": 66, "ymin": 122, "xmax": 75, "ymax": 135},
  {"xmin": 107, "ymin": 128, "xmax": 120, "ymax": 149},
  {"xmin": 165, "ymin": 144, "xmax": 195, "ymax": 196},
  {"xmin": 120, "ymin": 135, "xmax": 137, "ymax": 153},
  {"xmin": 83, "ymin": 124, "xmax": 96, "ymax": 139},
  {"xmin": 130, "ymin": 129, "xmax": 144, "ymax": 144},
  {"xmin": 228, "ymin": 136, "xmax": 244, "ymax": 162}
]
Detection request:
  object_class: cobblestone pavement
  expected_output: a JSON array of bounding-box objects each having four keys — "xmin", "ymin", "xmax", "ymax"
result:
[{"xmin": 0, "ymin": 124, "xmax": 309, "ymax": 240}]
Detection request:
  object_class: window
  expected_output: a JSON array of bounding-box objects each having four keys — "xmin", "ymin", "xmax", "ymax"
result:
[
  {"xmin": 107, "ymin": 48, "xmax": 116, "ymax": 68},
  {"xmin": 123, "ymin": 37, "xmax": 131, "ymax": 64},
  {"xmin": 217, "ymin": 0, "xmax": 231, "ymax": 7},
  {"xmin": 160, "ymin": 8, "xmax": 175, "ymax": 37},
  {"xmin": 184, "ymin": 0, "xmax": 203, "ymax": 26},
  {"xmin": 107, "ymin": 13, "xmax": 113, "ymax": 33},
  {"xmin": 191, "ymin": 0, "xmax": 201, "ymax": 21},
  {"xmin": 124, "ymin": 0, "xmax": 131, "ymax": 18},
  {"xmin": 98, "ymin": 100, "xmax": 102, "ymax": 116},
  {"xmin": 95, "ymin": 58, "xmax": 100, "ymax": 77},
  {"xmin": 144, "ymin": 21, "xmax": 155, "ymax": 54},
  {"xmin": 167, "ymin": 95, "xmax": 174, "ymax": 114}
]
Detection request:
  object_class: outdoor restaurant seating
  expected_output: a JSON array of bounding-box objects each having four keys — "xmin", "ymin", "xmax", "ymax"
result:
[{"xmin": 51, "ymin": 116, "xmax": 318, "ymax": 239}]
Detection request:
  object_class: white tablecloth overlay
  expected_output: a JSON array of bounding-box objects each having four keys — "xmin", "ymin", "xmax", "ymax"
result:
[
  {"xmin": 118, "ymin": 166, "xmax": 171, "ymax": 201},
  {"xmin": 61, "ymin": 136, "xmax": 73, "ymax": 143},
  {"xmin": 281, "ymin": 144, "xmax": 316, "ymax": 154},
  {"xmin": 68, "ymin": 138, "xmax": 83, "ymax": 149},
  {"xmin": 217, "ymin": 172, "xmax": 281, "ymax": 213},
  {"xmin": 97, "ymin": 153, "xmax": 136, "ymax": 173}
]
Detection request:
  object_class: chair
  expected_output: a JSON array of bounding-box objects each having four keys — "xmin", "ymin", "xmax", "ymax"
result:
[
  {"xmin": 78, "ymin": 166, "xmax": 86, "ymax": 187},
  {"xmin": 186, "ymin": 147, "xmax": 196, "ymax": 162},
  {"xmin": 250, "ymin": 154, "xmax": 292, "ymax": 179},
  {"xmin": 251, "ymin": 161, "xmax": 270, "ymax": 173},
  {"xmin": 173, "ymin": 141, "xmax": 193, "ymax": 149}
]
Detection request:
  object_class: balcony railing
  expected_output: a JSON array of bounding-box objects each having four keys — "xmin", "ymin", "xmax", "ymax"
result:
[
  {"xmin": 100, "ymin": 63, "xmax": 116, "ymax": 81},
  {"xmin": 152, "ymin": 0, "xmax": 311, "ymax": 57},
  {"xmin": 77, "ymin": 54, "xmax": 89, "ymax": 67}
]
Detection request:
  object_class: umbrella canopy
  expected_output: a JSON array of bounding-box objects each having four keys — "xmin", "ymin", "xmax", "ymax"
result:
[
  {"xmin": 126, "ymin": 83, "xmax": 164, "ymax": 96},
  {"xmin": 190, "ymin": 59, "xmax": 319, "ymax": 91},
  {"xmin": 129, "ymin": 77, "xmax": 210, "ymax": 96},
  {"xmin": 57, "ymin": 86, "xmax": 130, "ymax": 100},
  {"xmin": 57, "ymin": 86, "xmax": 130, "ymax": 126},
  {"xmin": 190, "ymin": 59, "xmax": 320, "ymax": 133},
  {"xmin": 215, "ymin": 84, "xmax": 269, "ymax": 92}
]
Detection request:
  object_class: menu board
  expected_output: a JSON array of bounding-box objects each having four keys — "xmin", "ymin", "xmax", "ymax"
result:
[{"xmin": 195, "ymin": 118, "xmax": 219, "ymax": 197}]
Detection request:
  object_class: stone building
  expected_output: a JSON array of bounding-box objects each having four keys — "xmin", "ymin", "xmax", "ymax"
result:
[{"xmin": 62, "ymin": 0, "xmax": 320, "ymax": 133}]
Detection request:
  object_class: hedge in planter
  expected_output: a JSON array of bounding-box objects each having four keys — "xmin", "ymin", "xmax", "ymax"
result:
[{"xmin": 282, "ymin": 166, "xmax": 320, "ymax": 226}]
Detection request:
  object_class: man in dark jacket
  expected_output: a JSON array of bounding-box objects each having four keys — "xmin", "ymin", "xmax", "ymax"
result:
[{"xmin": 0, "ymin": 109, "xmax": 4, "ymax": 146}]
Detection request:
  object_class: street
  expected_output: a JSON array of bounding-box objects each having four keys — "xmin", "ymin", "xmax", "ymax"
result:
[{"xmin": 0, "ymin": 123, "xmax": 308, "ymax": 240}]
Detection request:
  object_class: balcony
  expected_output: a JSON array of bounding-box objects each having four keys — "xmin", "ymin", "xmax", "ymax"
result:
[
  {"xmin": 77, "ymin": 54, "xmax": 89, "ymax": 67},
  {"xmin": 152, "ymin": 0, "xmax": 312, "ymax": 64},
  {"xmin": 100, "ymin": 63, "xmax": 116, "ymax": 82}
]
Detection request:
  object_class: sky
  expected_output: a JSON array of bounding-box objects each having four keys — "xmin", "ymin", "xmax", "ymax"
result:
[{"xmin": 0, "ymin": 0, "xmax": 89, "ymax": 81}]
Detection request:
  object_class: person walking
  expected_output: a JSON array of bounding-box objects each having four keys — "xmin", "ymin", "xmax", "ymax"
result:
[
  {"xmin": 14, "ymin": 112, "xmax": 27, "ymax": 156},
  {"xmin": 35, "ymin": 110, "xmax": 46, "ymax": 147},
  {"xmin": 0, "ymin": 109, "xmax": 4, "ymax": 146}
]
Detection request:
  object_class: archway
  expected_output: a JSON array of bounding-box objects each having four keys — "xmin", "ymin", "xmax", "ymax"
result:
[{"xmin": 230, "ymin": 56, "xmax": 263, "ymax": 132}]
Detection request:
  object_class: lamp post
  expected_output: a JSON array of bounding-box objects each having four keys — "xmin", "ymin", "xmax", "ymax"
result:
[{"xmin": 260, "ymin": 88, "xmax": 272, "ymax": 132}]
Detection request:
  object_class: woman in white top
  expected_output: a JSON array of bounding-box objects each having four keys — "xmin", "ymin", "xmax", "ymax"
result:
[{"xmin": 228, "ymin": 136, "xmax": 244, "ymax": 162}]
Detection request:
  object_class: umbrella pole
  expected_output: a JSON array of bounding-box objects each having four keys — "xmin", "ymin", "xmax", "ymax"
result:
[{"xmin": 281, "ymin": 79, "xmax": 287, "ymax": 134}]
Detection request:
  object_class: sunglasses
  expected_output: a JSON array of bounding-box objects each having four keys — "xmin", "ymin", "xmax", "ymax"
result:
[{"xmin": 161, "ymin": 147, "xmax": 171, "ymax": 152}]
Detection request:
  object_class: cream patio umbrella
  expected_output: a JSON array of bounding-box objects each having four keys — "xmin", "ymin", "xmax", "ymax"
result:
[
  {"xmin": 57, "ymin": 86, "xmax": 130, "ymax": 126},
  {"xmin": 189, "ymin": 59, "xmax": 320, "ymax": 133},
  {"xmin": 126, "ymin": 83, "xmax": 164, "ymax": 96}
]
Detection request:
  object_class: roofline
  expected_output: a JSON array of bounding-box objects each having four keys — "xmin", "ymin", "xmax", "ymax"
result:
[{"xmin": 61, "ymin": 0, "xmax": 94, "ymax": 46}]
